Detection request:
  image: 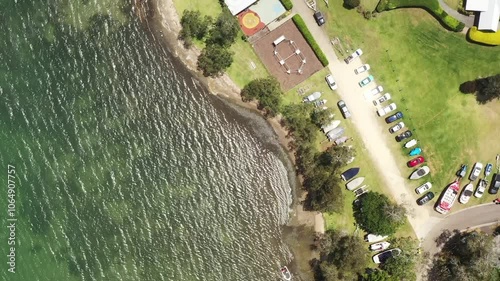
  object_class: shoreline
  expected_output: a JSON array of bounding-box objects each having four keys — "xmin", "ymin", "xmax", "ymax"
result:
[{"xmin": 148, "ymin": 0, "xmax": 324, "ymax": 277}]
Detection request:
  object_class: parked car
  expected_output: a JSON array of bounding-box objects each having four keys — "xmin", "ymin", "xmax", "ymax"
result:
[
  {"xmin": 485, "ymin": 163, "xmax": 493, "ymax": 177},
  {"xmin": 313, "ymin": 11, "xmax": 325, "ymax": 26},
  {"xmin": 354, "ymin": 64, "xmax": 370, "ymax": 74},
  {"xmin": 325, "ymin": 74, "xmax": 338, "ymax": 90},
  {"xmin": 410, "ymin": 165, "xmax": 430, "ymax": 180},
  {"xmin": 415, "ymin": 182, "xmax": 432, "ymax": 194},
  {"xmin": 389, "ymin": 121, "xmax": 405, "ymax": 133},
  {"xmin": 407, "ymin": 156, "xmax": 425, "ymax": 167},
  {"xmin": 474, "ymin": 179, "xmax": 487, "ymax": 198},
  {"xmin": 456, "ymin": 164, "xmax": 467, "ymax": 178},
  {"xmin": 358, "ymin": 75, "xmax": 374, "ymax": 87},
  {"xmin": 344, "ymin": 48, "xmax": 363, "ymax": 64},
  {"xmin": 373, "ymin": 93, "xmax": 391, "ymax": 106},
  {"xmin": 409, "ymin": 147, "xmax": 422, "ymax": 156},
  {"xmin": 489, "ymin": 173, "xmax": 500, "ymax": 194},
  {"xmin": 337, "ymin": 100, "xmax": 351, "ymax": 119},
  {"xmin": 365, "ymin": 85, "xmax": 384, "ymax": 99},
  {"xmin": 385, "ymin": 111, "xmax": 403, "ymax": 124},
  {"xmin": 377, "ymin": 103, "xmax": 397, "ymax": 117},
  {"xmin": 372, "ymin": 248, "xmax": 401, "ymax": 264},
  {"xmin": 404, "ymin": 139, "xmax": 417, "ymax": 149},
  {"xmin": 417, "ymin": 192, "xmax": 435, "ymax": 205},
  {"xmin": 469, "ymin": 162, "xmax": 483, "ymax": 181},
  {"xmin": 395, "ymin": 130, "xmax": 412, "ymax": 142},
  {"xmin": 459, "ymin": 183, "xmax": 474, "ymax": 204}
]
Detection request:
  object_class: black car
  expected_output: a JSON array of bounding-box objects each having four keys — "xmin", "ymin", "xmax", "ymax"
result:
[
  {"xmin": 417, "ymin": 192, "xmax": 434, "ymax": 205},
  {"xmin": 395, "ymin": 130, "xmax": 412, "ymax": 142},
  {"xmin": 313, "ymin": 11, "xmax": 325, "ymax": 26},
  {"xmin": 385, "ymin": 111, "xmax": 403, "ymax": 124},
  {"xmin": 489, "ymin": 173, "xmax": 500, "ymax": 194}
]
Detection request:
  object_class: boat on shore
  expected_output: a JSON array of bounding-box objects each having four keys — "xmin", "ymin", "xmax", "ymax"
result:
[
  {"xmin": 435, "ymin": 181, "xmax": 460, "ymax": 214},
  {"xmin": 370, "ymin": 241, "xmax": 390, "ymax": 251},
  {"xmin": 280, "ymin": 266, "xmax": 292, "ymax": 281},
  {"xmin": 365, "ymin": 234, "xmax": 388, "ymax": 243},
  {"xmin": 346, "ymin": 177, "xmax": 365, "ymax": 191}
]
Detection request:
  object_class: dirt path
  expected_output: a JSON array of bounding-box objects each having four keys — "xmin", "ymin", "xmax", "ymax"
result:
[{"xmin": 290, "ymin": 0, "xmax": 443, "ymax": 239}]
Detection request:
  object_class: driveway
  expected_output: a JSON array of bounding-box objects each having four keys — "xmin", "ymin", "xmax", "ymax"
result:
[{"xmin": 291, "ymin": 0, "xmax": 442, "ymax": 239}]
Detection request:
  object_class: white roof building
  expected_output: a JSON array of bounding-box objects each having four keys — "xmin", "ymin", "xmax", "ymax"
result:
[
  {"xmin": 466, "ymin": 0, "xmax": 500, "ymax": 32},
  {"xmin": 224, "ymin": 0, "xmax": 258, "ymax": 15}
]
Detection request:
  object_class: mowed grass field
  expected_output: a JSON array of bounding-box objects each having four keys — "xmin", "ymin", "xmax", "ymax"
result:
[
  {"xmin": 284, "ymin": 69, "xmax": 415, "ymax": 238},
  {"xmin": 318, "ymin": 1, "xmax": 500, "ymax": 209},
  {"xmin": 172, "ymin": 0, "xmax": 269, "ymax": 87}
]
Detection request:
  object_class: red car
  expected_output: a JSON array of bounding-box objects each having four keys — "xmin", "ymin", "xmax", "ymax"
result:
[{"xmin": 407, "ymin": 156, "xmax": 425, "ymax": 167}]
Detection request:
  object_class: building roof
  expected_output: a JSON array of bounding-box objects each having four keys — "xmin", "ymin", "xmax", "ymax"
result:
[
  {"xmin": 466, "ymin": 0, "xmax": 500, "ymax": 32},
  {"xmin": 224, "ymin": 0, "xmax": 258, "ymax": 15}
]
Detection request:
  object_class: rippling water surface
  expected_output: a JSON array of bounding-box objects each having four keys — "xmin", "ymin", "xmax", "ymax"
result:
[{"xmin": 0, "ymin": 1, "xmax": 294, "ymax": 280}]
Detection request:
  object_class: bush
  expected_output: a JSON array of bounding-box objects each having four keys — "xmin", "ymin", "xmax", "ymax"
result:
[
  {"xmin": 468, "ymin": 26, "xmax": 500, "ymax": 45},
  {"xmin": 344, "ymin": 0, "xmax": 361, "ymax": 9},
  {"xmin": 279, "ymin": 0, "xmax": 293, "ymax": 10},
  {"xmin": 292, "ymin": 15, "xmax": 329, "ymax": 66},
  {"xmin": 363, "ymin": 10, "xmax": 372, "ymax": 20},
  {"xmin": 375, "ymin": 0, "xmax": 465, "ymax": 31}
]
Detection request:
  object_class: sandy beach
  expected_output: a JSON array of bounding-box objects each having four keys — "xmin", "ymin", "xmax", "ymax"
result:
[{"xmin": 148, "ymin": 0, "xmax": 323, "ymax": 278}]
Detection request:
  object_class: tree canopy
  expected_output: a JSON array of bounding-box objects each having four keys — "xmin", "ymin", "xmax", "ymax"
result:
[
  {"xmin": 429, "ymin": 231, "xmax": 500, "ymax": 281},
  {"xmin": 460, "ymin": 74, "xmax": 500, "ymax": 104},
  {"xmin": 354, "ymin": 192, "xmax": 406, "ymax": 235},
  {"xmin": 197, "ymin": 44, "xmax": 233, "ymax": 77},
  {"xmin": 207, "ymin": 9, "xmax": 240, "ymax": 47},
  {"xmin": 241, "ymin": 77, "xmax": 282, "ymax": 116},
  {"xmin": 179, "ymin": 10, "xmax": 213, "ymax": 47}
]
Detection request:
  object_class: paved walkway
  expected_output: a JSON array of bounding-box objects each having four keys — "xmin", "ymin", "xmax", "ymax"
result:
[{"xmin": 437, "ymin": 0, "xmax": 475, "ymax": 27}]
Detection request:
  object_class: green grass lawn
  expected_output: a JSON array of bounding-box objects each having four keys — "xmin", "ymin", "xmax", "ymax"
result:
[
  {"xmin": 318, "ymin": 1, "xmax": 500, "ymax": 210},
  {"xmin": 172, "ymin": 0, "xmax": 269, "ymax": 87},
  {"xmin": 284, "ymin": 69, "xmax": 415, "ymax": 239}
]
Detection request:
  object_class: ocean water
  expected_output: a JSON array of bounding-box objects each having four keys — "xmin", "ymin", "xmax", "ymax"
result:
[{"xmin": 0, "ymin": 1, "xmax": 295, "ymax": 280}]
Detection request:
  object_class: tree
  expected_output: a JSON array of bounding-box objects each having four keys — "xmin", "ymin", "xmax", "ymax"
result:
[
  {"xmin": 354, "ymin": 192, "xmax": 406, "ymax": 235},
  {"xmin": 363, "ymin": 269, "xmax": 395, "ymax": 281},
  {"xmin": 311, "ymin": 108, "xmax": 335, "ymax": 128},
  {"xmin": 460, "ymin": 74, "xmax": 500, "ymax": 104},
  {"xmin": 207, "ymin": 9, "xmax": 240, "ymax": 47},
  {"xmin": 197, "ymin": 44, "xmax": 233, "ymax": 77},
  {"xmin": 316, "ymin": 146, "xmax": 355, "ymax": 171},
  {"xmin": 429, "ymin": 231, "xmax": 500, "ymax": 281},
  {"xmin": 179, "ymin": 10, "xmax": 213, "ymax": 48},
  {"xmin": 304, "ymin": 172, "xmax": 343, "ymax": 213},
  {"xmin": 241, "ymin": 77, "xmax": 282, "ymax": 116},
  {"xmin": 344, "ymin": 0, "xmax": 361, "ymax": 9}
]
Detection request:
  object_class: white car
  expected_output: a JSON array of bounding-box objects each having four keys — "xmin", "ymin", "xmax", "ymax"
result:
[
  {"xmin": 388, "ymin": 121, "xmax": 405, "ymax": 133},
  {"xmin": 364, "ymin": 86, "xmax": 384, "ymax": 100},
  {"xmin": 325, "ymin": 74, "xmax": 338, "ymax": 90},
  {"xmin": 469, "ymin": 162, "xmax": 483, "ymax": 181},
  {"xmin": 474, "ymin": 179, "xmax": 487, "ymax": 198},
  {"xmin": 415, "ymin": 182, "xmax": 432, "ymax": 194},
  {"xmin": 377, "ymin": 103, "xmax": 397, "ymax": 117},
  {"xmin": 459, "ymin": 183, "xmax": 474, "ymax": 204},
  {"xmin": 354, "ymin": 64, "xmax": 370, "ymax": 74},
  {"xmin": 373, "ymin": 93, "xmax": 391, "ymax": 106},
  {"xmin": 344, "ymin": 48, "xmax": 363, "ymax": 64}
]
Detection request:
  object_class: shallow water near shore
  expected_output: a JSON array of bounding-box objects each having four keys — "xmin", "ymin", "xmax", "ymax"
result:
[{"xmin": 0, "ymin": 1, "xmax": 299, "ymax": 280}]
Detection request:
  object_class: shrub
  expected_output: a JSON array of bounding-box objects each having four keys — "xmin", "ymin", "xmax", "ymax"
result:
[
  {"xmin": 375, "ymin": 0, "xmax": 465, "ymax": 31},
  {"xmin": 279, "ymin": 0, "xmax": 293, "ymax": 10},
  {"xmin": 344, "ymin": 0, "xmax": 361, "ymax": 9},
  {"xmin": 292, "ymin": 15, "xmax": 329, "ymax": 66},
  {"xmin": 363, "ymin": 10, "xmax": 372, "ymax": 20},
  {"xmin": 468, "ymin": 26, "xmax": 500, "ymax": 45}
]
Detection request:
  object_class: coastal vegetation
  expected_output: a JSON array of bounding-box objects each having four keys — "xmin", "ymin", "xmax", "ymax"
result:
[
  {"xmin": 428, "ymin": 230, "xmax": 500, "ymax": 280},
  {"xmin": 376, "ymin": 0, "xmax": 465, "ymax": 31},
  {"xmin": 179, "ymin": 10, "xmax": 213, "ymax": 48},
  {"xmin": 197, "ymin": 45, "xmax": 234, "ymax": 77},
  {"xmin": 313, "ymin": 230, "xmax": 369, "ymax": 280},
  {"xmin": 292, "ymin": 15, "xmax": 329, "ymax": 66},
  {"xmin": 241, "ymin": 77, "xmax": 282, "ymax": 116},
  {"xmin": 460, "ymin": 74, "xmax": 500, "ymax": 104}
]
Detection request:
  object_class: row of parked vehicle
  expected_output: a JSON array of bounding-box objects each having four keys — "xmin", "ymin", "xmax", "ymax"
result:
[{"xmin": 352, "ymin": 60, "xmax": 437, "ymax": 206}]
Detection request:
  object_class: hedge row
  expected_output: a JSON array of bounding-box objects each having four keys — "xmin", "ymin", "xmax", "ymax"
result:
[
  {"xmin": 468, "ymin": 27, "xmax": 500, "ymax": 45},
  {"xmin": 279, "ymin": 0, "xmax": 293, "ymax": 10},
  {"xmin": 292, "ymin": 15, "xmax": 329, "ymax": 66},
  {"xmin": 376, "ymin": 0, "xmax": 464, "ymax": 32}
]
